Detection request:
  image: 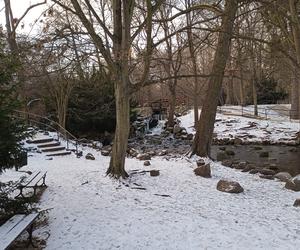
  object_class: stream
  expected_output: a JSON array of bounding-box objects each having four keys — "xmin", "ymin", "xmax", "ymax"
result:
[{"xmin": 211, "ymin": 145, "xmax": 300, "ymax": 176}]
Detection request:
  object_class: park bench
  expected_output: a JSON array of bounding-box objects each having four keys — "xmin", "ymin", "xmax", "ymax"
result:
[
  {"xmin": 0, "ymin": 213, "xmax": 39, "ymax": 250},
  {"xmin": 16, "ymin": 171, "xmax": 47, "ymax": 198}
]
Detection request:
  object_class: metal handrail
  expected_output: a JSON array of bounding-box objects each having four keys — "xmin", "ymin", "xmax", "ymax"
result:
[
  {"xmin": 12, "ymin": 110, "xmax": 79, "ymax": 155},
  {"xmin": 217, "ymin": 105, "xmax": 300, "ymax": 123}
]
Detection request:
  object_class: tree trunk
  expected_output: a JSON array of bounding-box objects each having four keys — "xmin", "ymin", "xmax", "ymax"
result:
[
  {"xmin": 186, "ymin": 3, "xmax": 199, "ymax": 125},
  {"xmin": 290, "ymin": 68, "xmax": 299, "ymax": 118},
  {"xmin": 289, "ymin": 0, "xmax": 300, "ymax": 119},
  {"xmin": 107, "ymin": 74, "xmax": 130, "ymax": 178},
  {"xmin": 225, "ymin": 73, "xmax": 234, "ymax": 104},
  {"xmin": 168, "ymin": 84, "xmax": 176, "ymax": 127},
  {"xmin": 252, "ymin": 75, "xmax": 258, "ymax": 116},
  {"xmin": 106, "ymin": 0, "xmax": 132, "ymax": 178},
  {"xmin": 192, "ymin": 0, "xmax": 238, "ymax": 157}
]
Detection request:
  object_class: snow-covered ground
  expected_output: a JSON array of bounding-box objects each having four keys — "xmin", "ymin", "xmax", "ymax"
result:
[
  {"xmin": 1, "ymin": 133, "xmax": 299, "ymax": 249},
  {"xmin": 1, "ymin": 106, "xmax": 299, "ymax": 249},
  {"xmin": 179, "ymin": 107, "xmax": 299, "ymax": 144}
]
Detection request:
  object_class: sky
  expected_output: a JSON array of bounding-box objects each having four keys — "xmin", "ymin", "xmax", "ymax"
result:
[{"xmin": 0, "ymin": 0, "xmax": 48, "ymax": 35}]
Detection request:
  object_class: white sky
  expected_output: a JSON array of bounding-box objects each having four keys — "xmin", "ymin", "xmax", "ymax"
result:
[{"xmin": 0, "ymin": 0, "xmax": 48, "ymax": 35}]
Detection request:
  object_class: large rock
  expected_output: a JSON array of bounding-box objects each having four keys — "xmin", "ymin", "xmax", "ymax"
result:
[
  {"xmin": 274, "ymin": 172, "xmax": 292, "ymax": 182},
  {"xmin": 293, "ymin": 199, "xmax": 300, "ymax": 207},
  {"xmin": 101, "ymin": 150, "xmax": 110, "ymax": 156},
  {"xmin": 187, "ymin": 134, "xmax": 194, "ymax": 140},
  {"xmin": 241, "ymin": 164, "xmax": 256, "ymax": 172},
  {"xmin": 222, "ymin": 159, "xmax": 233, "ymax": 168},
  {"xmin": 259, "ymin": 168, "xmax": 276, "ymax": 176},
  {"xmin": 137, "ymin": 153, "xmax": 151, "ymax": 161},
  {"xmin": 249, "ymin": 169, "xmax": 260, "ymax": 174},
  {"xmin": 173, "ymin": 125, "xmax": 182, "ymax": 134},
  {"xmin": 259, "ymin": 174, "xmax": 274, "ymax": 180},
  {"xmin": 158, "ymin": 150, "xmax": 167, "ymax": 156},
  {"xmin": 234, "ymin": 161, "xmax": 247, "ymax": 170},
  {"xmin": 194, "ymin": 164, "xmax": 211, "ymax": 178},
  {"xmin": 128, "ymin": 148, "xmax": 138, "ymax": 157},
  {"xmin": 150, "ymin": 170, "xmax": 160, "ymax": 177},
  {"xmin": 85, "ymin": 153, "xmax": 95, "ymax": 160},
  {"xmin": 144, "ymin": 160, "xmax": 151, "ymax": 166},
  {"xmin": 285, "ymin": 176, "xmax": 300, "ymax": 192},
  {"xmin": 234, "ymin": 138, "xmax": 243, "ymax": 145},
  {"xmin": 293, "ymin": 174, "xmax": 300, "ymax": 186},
  {"xmin": 217, "ymin": 180, "xmax": 244, "ymax": 193},
  {"xmin": 196, "ymin": 159, "xmax": 205, "ymax": 166}
]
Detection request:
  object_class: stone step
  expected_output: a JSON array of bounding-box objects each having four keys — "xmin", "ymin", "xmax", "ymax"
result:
[
  {"xmin": 41, "ymin": 146, "xmax": 66, "ymax": 152},
  {"xmin": 46, "ymin": 151, "xmax": 72, "ymax": 157},
  {"xmin": 37, "ymin": 142, "xmax": 61, "ymax": 148},
  {"xmin": 26, "ymin": 138, "xmax": 54, "ymax": 144}
]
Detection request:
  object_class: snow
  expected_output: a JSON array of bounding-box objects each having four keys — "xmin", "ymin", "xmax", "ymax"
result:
[
  {"xmin": 178, "ymin": 106, "xmax": 299, "ymax": 144},
  {"xmin": 1, "ymin": 106, "xmax": 299, "ymax": 249},
  {"xmin": 1, "ymin": 133, "xmax": 300, "ymax": 249}
]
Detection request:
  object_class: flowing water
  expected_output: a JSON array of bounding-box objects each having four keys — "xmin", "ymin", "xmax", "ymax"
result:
[{"xmin": 211, "ymin": 145, "xmax": 300, "ymax": 176}]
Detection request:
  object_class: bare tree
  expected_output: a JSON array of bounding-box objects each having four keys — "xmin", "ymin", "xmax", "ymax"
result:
[{"xmin": 192, "ymin": 0, "xmax": 239, "ymax": 157}]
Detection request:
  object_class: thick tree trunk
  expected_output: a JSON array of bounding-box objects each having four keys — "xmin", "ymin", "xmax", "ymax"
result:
[
  {"xmin": 192, "ymin": 0, "xmax": 238, "ymax": 157},
  {"xmin": 291, "ymin": 68, "xmax": 300, "ymax": 118},
  {"xmin": 106, "ymin": 0, "xmax": 132, "ymax": 178},
  {"xmin": 107, "ymin": 74, "xmax": 130, "ymax": 178},
  {"xmin": 289, "ymin": 0, "xmax": 300, "ymax": 119}
]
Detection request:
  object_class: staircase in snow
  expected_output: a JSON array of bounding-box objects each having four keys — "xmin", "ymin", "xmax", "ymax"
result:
[{"xmin": 27, "ymin": 137, "xmax": 72, "ymax": 157}]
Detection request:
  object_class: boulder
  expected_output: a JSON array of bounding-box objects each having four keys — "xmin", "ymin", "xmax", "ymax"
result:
[
  {"xmin": 101, "ymin": 150, "xmax": 110, "ymax": 156},
  {"xmin": 259, "ymin": 174, "xmax": 274, "ymax": 180},
  {"xmin": 234, "ymin": 161, "xmax": 247, "ymax": 170},
  {"xmin": 217, "ymin": 180, "xmax": 244, "ymax": 193},
  {"xmin": 150, "ymin": 170, "xmax": 160, "ymax": 177},
  {"xmin": 274, "ymin": 172, "xmax": 292, "ymax": 182},
  {"xmin": 293, "ymin": 199, "xmax": 300, "ymax": 207},
  {"xmin": 187, "ymin": 134, "xmax": 194, "ymax": 140},
  {"xmin": 249, "ymin": 169, "xmax": 260, "ymax": 174},
  {"xmin": 259, "ymin": 168, "xmax": 276, "ymax": 176},
  {"xmin": 222, "ymin": 159, "xmax": 233, "ymax": 168},
  {"xmin": 196, "ymin": 159, "xmax": 205, "ymax": 166},
  {"xmin": 234, "ymin": 138, "xmax": 243, "ymax": 145},
  {"xmin": 293, "ymin": 174, "xmax": 300, "ymax": 186},
  {"xmin": 285, "ymin": 179, "xmax": 300, "ymax": 192},
  {"xmin": 241, "ymin": 164, "xmax": 256, "ymax": 172},
  {"xmin": 158, "ymin": 150, "xmax": 167, "ymax": 156},
  {"xmin": 148, "ymin": 151, "xmax": 156, "ymax": 157},
  {"xmin": 173, "ymin": 125, "xmax": 182, "ymax": 134},
  {"xmin": 137, "ymin": 153, "xmax": 151, "ymax": 161},
  {"xmin": 144, "ymin": 160, "xmax": 151, "ymax": 166},
  {"xmin": 128, "ymin": 148, "xmax": 138, "ymax": 157},
  {"xmin": 216, "ymin": 152, "xmax": 230, "ymax": 161},
  {"xmin": 85, "ymin": 153, "xmax": 95, "ymax": 160},
  {"xmin": 194, "ymin": 164, "xmax": 211, "ymax": 178},
  {"xmin": 181, "ymin": 135, "xmax": 188, "ymax": 140}
]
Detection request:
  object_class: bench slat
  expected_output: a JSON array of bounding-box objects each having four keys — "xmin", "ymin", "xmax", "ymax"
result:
[
  {"xmin": 0, "ymin": 213, "xmax": 39, "ymax": 250},
  {"xmin": 0, "ymin": 215, "xmax": 26, "ymax": 236}
]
